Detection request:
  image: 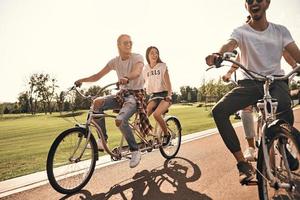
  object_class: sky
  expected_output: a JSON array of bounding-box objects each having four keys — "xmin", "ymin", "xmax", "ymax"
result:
[{"xmin": 1, "ymin": 0, "xmax": 300, "ymax": 103}]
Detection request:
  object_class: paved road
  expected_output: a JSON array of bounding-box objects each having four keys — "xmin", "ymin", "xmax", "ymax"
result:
[{"xmin": 2, "ymin": 109, "xmax": 300, "ymax": 200}]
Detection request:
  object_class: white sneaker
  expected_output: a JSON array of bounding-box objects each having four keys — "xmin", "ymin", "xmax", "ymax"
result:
[
  {"xmin": 244, "ymin": 147, "xmax": 256, "ymax": 162},
  {"xmin": 129, "ymin": 151, "xmax": 141, "ymax": 168},
  {"xmin": 87, "ymin": 139, "xmax": 104, "ymax": 151}
]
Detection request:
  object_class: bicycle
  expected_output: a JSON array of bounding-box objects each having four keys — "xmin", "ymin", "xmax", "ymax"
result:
[
  {"xmin": 208, "ymin": 51, "xmax": 300, "ymax": 200},
  {"xmin": 46, "ymin": 82, "xmax": 182, "ymax": 194},
  {"xmin": 229, "ymin": 70, "xmax": 300, "ymax": 153}
]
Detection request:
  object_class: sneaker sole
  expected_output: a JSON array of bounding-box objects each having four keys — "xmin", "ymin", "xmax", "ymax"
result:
[
  {"xmin": 240, "ymin": 174, "xmax": 255, "ymax": 185},
  {"xmin": 129, "ymin": 160, "xmax": 141, "ymax": 168}
]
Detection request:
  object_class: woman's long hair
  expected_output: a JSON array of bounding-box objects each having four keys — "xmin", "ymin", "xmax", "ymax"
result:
[{"xmin": 145, "ymin": 46, "xmax": 163, "ymax": 65}]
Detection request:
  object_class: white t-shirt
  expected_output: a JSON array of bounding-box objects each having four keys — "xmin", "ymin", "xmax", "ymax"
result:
[
  {"xmin": 230, "ymin": 22, "xmax": 294, "ymax": 79},
  {"xmin": 106, "ymin": 53, "xmax": 144, "ymax": 90},
  {"xmin": 143, "ymin": 62, "xmax": 168, "ymax": 94}
]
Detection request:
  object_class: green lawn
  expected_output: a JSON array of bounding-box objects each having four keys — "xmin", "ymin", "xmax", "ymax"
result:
[{"xmin": 0, "ymin": 104, "xmax": 236, "ymax": 181}]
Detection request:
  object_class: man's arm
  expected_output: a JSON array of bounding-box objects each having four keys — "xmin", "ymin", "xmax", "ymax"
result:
[
  {"xmin": 75, "ymin": 65, "xmax": 112, "ymax": 85},
  {"xmin": 205, "ymin": 39, "xmax": 238, "ymax": 66},
  {"xmin": 283, "ymin": 48, "xmax": 298, "ymax": 68},
  {"xmin": 284, "ymin": 42, "xmax": 300, "ymax": 68},
  {"xmin": 218, "ymin": 39, "xmax": 238, "ymax": 55},
  {"xmin": 222, "ymin": 54, "xmax": 240, "ymax": 82},
  {"xmin": 120, "ymin": 61, "xmax": 144, "ymax": 84}
]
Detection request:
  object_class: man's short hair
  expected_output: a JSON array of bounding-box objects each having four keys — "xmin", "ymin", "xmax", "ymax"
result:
[{"xmin": 117, "ymin": 34, "xmax": 130, "ymax": 45}]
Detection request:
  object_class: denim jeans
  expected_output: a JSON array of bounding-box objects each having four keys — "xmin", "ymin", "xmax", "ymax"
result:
[{"xmin": 95, "ymin": 94, "xmax": 139, "ymax": 151}]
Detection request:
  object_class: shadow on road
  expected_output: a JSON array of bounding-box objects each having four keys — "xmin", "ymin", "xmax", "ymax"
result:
[{"xmin": 60, "ymin": 157, "xmax": 212, "ymax": 200}]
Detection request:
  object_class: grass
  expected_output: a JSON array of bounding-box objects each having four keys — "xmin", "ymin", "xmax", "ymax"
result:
[{"xmin": 0, "ymin": 103, "xmax": 237, "ymax": 181}]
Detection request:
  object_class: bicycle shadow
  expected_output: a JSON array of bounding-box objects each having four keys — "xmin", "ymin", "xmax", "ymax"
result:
[{"xmin": 60, "ymin": 157, "xmax": 212, "ymax": 200}]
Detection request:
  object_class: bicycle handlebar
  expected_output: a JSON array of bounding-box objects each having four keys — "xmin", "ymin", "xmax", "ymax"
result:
[
  {"xmin": 69, "ymin": 82, "xmax": 119, "ymax": 100},
  {"xmin": 208, "ymin": 51, "xmax": 300, "ymax": 82}
]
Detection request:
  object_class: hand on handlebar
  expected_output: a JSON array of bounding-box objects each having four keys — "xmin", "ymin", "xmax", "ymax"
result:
[
  {"xmin": 205, "ymin": 53, "xmax": 221, "ymax": 66},
  {"xmin": 119, "ymin": 77, "xmax": 129, "ymax": 85},
  {"xmin": 205, "ymin": 53, "xmax": 223, "ymax": 68},
  {"xmin": 74, "ymin": 80, "xmax": 82, "ymax": 87},
  {"xmin": 165, "ymin": 96, "xmax": 172, "ymax": 103}
]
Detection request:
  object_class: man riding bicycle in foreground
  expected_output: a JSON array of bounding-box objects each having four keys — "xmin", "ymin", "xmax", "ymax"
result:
[
  {"xmin": 222, "ymin": 50, "xmax": 298, "ymax": 162},
  {"xmin": 75, "ymin": 34, "xmax": 152, "ymax": 168},
  {"xmin": 205, "ymin": 0, "xmax": 300, "ymax": 184}
]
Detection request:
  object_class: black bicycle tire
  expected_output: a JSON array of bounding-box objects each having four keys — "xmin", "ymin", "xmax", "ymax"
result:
[
  {"xmin": 257, "ymin": 126, "xmax": 300, "ymax": 200},
  {"xmin": 46, "ymin": 127, "xmax": 98, "ymax": 194},
  {"xmin": 159, "ymin": 117, "xmax": 182, "ymax": 159}
]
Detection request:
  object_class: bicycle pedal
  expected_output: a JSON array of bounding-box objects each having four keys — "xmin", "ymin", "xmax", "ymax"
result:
[
  {"xmin": 119, "ymin": 145, "xmax": 129, "ymax": 152},
  {"xmin": 241, "ymin": 180, "xmax": 258, "ymax": 186},
  {"xmin": 246, "ymin": 158, "xmax": 257, "ymax": 163}
]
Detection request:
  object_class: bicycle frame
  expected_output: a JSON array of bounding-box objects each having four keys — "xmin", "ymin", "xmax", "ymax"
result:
[{"xmin": 72, "ymin": 85, "xmax": 175, "ymax": 161}]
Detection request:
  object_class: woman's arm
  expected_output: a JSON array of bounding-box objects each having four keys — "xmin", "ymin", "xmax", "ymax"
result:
[{"xmin": 164, "ymin": 68, "xmax": 172, "ymax": 98}]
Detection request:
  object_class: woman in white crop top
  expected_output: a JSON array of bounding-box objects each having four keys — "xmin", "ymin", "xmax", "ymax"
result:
[{"xmin": 143, "ymin": 46, "xmax": 172, "ymax": 138}]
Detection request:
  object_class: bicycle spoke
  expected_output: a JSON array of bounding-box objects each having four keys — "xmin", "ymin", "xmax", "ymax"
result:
[{"xmin": 47, "ymin": 128, "xmax": 97, "ymax": 194}]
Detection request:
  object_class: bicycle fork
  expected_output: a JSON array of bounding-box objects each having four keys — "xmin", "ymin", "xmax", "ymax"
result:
[
  {"xmin": 69, "ymin": 111, "xmax": 94, "ymax": 163},
  {"xmin": 259, "ymin": 124, "xmax": 295, "ymax": 191}
]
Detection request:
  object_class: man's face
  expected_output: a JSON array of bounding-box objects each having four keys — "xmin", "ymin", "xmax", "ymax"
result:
[
  {"xmin": 118, "ymin": 35, "xmax": 132, "ymax": 54},
  {"xmin": 245, "ymin": 0, "xmax": 269, "ymax": 21}
]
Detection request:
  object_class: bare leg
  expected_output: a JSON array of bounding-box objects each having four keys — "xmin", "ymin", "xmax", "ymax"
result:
[
  {"xmin": 152, "ymin": 100, "xmax": 171, "ymax": 135},
  {"xmin": 146, "ymin": 100, "xmax": 157, "ymax": 117}
]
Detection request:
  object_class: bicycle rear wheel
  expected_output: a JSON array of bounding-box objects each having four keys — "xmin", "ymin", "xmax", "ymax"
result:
[
  {"xmin": 257, "ymin": 126, "xmax": 300, "ymax": 200},
  {"xmin": 46, "ymin": 127, "xmax": 98, "ymax": 194},
  {"xmin": 159, "ymin": 117, "xmax": 182, "ymax": 159}
]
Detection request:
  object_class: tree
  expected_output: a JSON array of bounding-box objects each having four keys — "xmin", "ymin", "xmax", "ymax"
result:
[
  {"xmin": 180, "ymin": 86, "xmax": 188, "ymax": 101},
  {"xmin": 4, "ymin": 106, "xmax": 10, "ymax": 114},
  {"xmin": 56, "ymin": 91, "xmax": 65, "ymax": 114},
  {"xmin": 28, "ymin": 74, "xmax": 39, "ymax": 114},
  {"xmin": 18, "ymin": 92, "xmax": 30, "ymax": 113},
  {"xmin": 187, "ymin": 91, "xmax": 192, "ymax": 102},
  {"xmin": 198, "ymin": 78, "xmax": 234, "ymax": 102},
  {"xmin": 27, "ymin": 73, "xmax": 58, "ymax": 114},
  {"xmin": 0, "ymin": 104, "xmax": 4, "ymax": 117},
  {"xmin": 197, "ymin": 90, "xmax": 202, "ymax": 102},
  {"xmin": 179, "ymin": 86, "xmax": 198, "ymax": 102},
  {"xmin": 171, "ymin": 92, "xmax": 180, "ymax": 104}
]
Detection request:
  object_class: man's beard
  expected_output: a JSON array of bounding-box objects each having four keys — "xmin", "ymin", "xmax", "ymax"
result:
[
  {"xmin": 252, "ymin": 14, "xmax": 263, "ymax": 21},
  {"xmin": 251, "ymin": 9, "xmax": 266, "ymax": 21}
]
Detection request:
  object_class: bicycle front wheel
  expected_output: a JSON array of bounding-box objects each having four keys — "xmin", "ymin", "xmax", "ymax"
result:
[
  {"xmin": 46, "ymin": 127, "xmax": 98, "ymax": 194},
  {"xmin": 257, "ymin": 126, "xmax": 300, "ymax": 200},
  {"xmin": 159, "ymin": 117, "xmax": 182, "ymax": 159}
]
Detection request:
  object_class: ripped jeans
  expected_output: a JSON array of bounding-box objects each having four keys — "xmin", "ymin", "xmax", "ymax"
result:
[{"xmin": 94, "ymin": 94, "xmax": 139, "ymax": 151}]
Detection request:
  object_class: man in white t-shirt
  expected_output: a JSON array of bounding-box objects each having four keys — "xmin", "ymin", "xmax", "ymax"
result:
[
  {"xmin": 205, "ymin": 0, "xmax": 300, "ymax": 184},
  {"xmin": 75, "ymin": 34, "xmax": 144, "ymax": 168}
]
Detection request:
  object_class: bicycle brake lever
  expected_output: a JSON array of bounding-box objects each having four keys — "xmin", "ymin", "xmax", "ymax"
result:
[
  {"xmin": 206, "ymin": 66, "xmax": 215, "ymax": 71},
  {"xmin": 115, "ymin": 82, "xmax": 120, "ymax": 90},
  {"xmin": 67, "ymin": 86, "xmax": 76, "ymax": 91}
]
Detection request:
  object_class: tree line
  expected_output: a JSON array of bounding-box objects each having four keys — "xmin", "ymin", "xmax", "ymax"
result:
[{"xmin": 1, "ymin": 72, "xmax": 299, "ymax": 115}]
